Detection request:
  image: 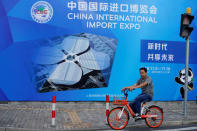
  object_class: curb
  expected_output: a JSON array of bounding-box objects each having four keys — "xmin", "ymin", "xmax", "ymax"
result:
[
  {"xmin": 127, "ymin": 120, "xmax": 197, "ymax": 128},
  {"xmin": 182, "ymin": 120, "xmax": 197, "ymax": 125}
]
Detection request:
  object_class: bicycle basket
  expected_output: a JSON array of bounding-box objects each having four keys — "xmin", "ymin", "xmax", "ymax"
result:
[{"xmin": 112, "ymin": 96, "xmax": 127, "ymax": 106}]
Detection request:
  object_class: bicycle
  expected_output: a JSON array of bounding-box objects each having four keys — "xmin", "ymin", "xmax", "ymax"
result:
[{"xmin": 107, "ymin": 89, "xmax": 163, "ymax": 130}]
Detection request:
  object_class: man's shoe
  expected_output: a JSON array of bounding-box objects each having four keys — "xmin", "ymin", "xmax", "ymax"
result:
[{"xmin": 134, "ymin": 114, "xmax": 141, "ymax": 121}]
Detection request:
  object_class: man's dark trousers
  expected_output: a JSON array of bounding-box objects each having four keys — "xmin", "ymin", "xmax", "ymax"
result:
[{"xmin": 129, "ymin": 93, "xmax": 152, "ymax": 115}]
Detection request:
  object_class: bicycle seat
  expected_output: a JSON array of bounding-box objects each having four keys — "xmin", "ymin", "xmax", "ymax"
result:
[
  {"xmin": 142, "ymin": 101, "xmax": 150, "ymax": 105},
  {"xmin": 142, "ymin": 100, "xmax": 151, "ymax": 104}
]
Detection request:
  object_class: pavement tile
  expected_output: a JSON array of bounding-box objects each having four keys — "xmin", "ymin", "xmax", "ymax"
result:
[{"xmin": 0, "ymin": 101, "xmax": 196, "ymax": 130}]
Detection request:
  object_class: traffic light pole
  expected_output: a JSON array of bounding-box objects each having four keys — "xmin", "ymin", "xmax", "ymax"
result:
[
  {"xmin": 184, "ymin": 36, "xmax": 190, "ymax": 118},
  {"xmin": 180, "ymin": 7, "xmax": 194, "ymax": 118}
]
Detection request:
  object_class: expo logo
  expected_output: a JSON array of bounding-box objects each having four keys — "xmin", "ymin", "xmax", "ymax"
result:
[
  {"xmin": 35, "ymin": 9, "xmax": 48, "ymax": 15},
  {"xmin": 31, "ymin": 1, "xmax": 53, "ymax": 23}
]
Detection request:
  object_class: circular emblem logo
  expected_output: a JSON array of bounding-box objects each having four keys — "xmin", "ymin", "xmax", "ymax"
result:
[{"xmin": 31, "ymin": 1, "xmax": 53, "ymax": 23}]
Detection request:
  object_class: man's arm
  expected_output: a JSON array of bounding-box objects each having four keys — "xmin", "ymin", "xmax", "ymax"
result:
[
  {"xmin": 133, "ymin": 77, "xmax": 151, "ymax": 90},
  {"xmin": 121, "ymin": 83, "xmax": 138, "ymax": 92},
  {"xmin": 134, "ymin": 82, "xmax": 148, "ymax": 89},
  {"xmin": 121, "ymin": 78, "xmax": 149, "ymax": 92},
  {"xmin": 123, "ymin": 82, "xmax": 148, "ymax": 91}
]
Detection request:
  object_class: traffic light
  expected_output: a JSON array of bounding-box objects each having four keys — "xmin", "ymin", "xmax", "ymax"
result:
[{"xmin": 180, "ymin": 8, "xmax": 194, "ymax": 38}]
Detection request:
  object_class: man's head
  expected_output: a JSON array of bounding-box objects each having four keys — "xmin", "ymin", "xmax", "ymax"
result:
[{"xmin": 139, "ymin": 67, "xmax": 147, "ymax": 79}]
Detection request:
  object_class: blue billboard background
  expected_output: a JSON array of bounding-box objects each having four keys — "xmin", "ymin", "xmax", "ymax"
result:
[{"xmin": 0, "ymin": 0, "xmax": 197, "ymax": 101}]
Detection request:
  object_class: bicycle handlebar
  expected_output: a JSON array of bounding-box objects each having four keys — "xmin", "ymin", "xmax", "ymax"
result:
[
  {"xmin": 123, "ymin": 89, "xmax": 129, "ymax": 96},
  {"xmin": 122, "ymin": 88, "xmax": 135, "ymax": 97}
]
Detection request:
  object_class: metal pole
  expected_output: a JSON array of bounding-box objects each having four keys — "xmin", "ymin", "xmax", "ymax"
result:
[{"xmin": 184, "ymin": 36, "xmax": 190, "ymax": 118}]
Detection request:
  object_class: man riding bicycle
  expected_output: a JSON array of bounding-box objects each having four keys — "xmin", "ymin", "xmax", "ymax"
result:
[{"xmin": 121, "ymin": 67, "xmax": 154, "ymax": 120}]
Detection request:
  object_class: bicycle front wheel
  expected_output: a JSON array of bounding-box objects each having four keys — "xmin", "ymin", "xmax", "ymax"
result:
[
  {"xmin": 145, "ymin": 105, "xmax": 163, "ymax": 128},
  {"xmin": 107, "ymin": 107, "xmax": 129, "ymax": 130}
]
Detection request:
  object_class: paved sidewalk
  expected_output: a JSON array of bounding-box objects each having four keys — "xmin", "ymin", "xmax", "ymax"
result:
[{"xmin": 0, "ymin": 101, "xmax": 197, "ymax": 130}]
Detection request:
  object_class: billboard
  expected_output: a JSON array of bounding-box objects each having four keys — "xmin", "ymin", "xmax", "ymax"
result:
[{"xmin": 0, "ymin": 0, "xmax": 197, "ymax": 101}]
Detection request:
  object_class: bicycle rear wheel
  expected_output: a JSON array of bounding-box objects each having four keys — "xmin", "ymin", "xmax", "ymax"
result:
[
  {"xmin": 107, "ymin": 107, "xmax": 129, "ymax": 130},
  {"xmin": 145, "ymin": 105, "xmax": 163, "ymax": 128}
]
